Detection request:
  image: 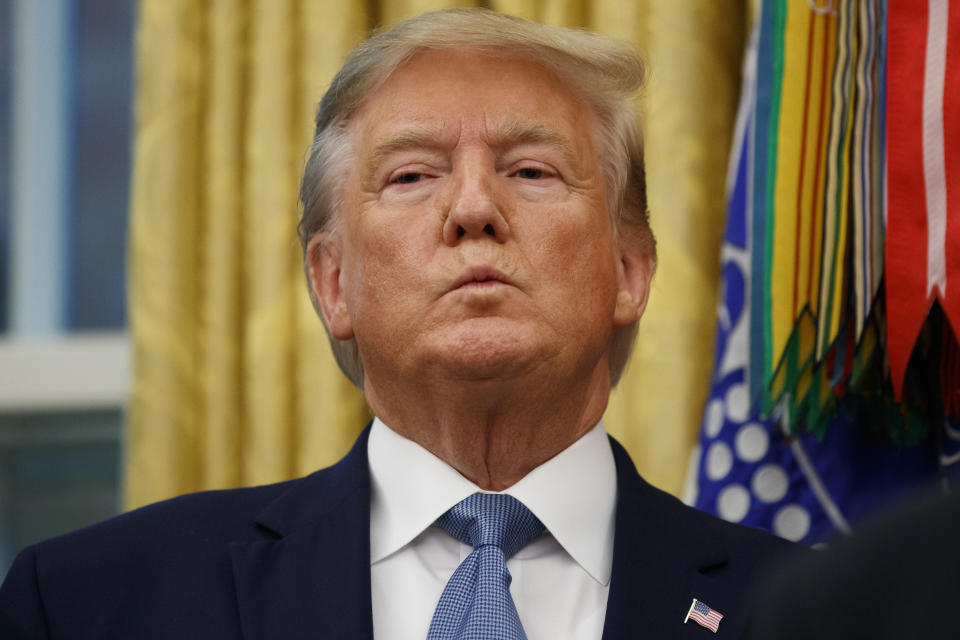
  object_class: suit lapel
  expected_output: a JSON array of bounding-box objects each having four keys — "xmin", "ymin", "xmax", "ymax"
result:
[
  {"xmin": 602, "ymin": 439, "xmax": 748, "ymax": 640},
  {"xmin": 230, "ymin": 427, "xmax": 374, "ymax": 640}
]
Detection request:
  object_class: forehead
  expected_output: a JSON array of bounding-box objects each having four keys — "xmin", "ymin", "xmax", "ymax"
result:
[{"xmin": 347, "ymin": 48, "xmax": 599, "ymax": 156}]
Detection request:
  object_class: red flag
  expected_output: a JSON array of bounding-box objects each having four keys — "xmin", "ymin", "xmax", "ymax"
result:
[
  {"xmin": 886, "ymin": 0, "xmax": 933, "ymax": 398},
  {"xmin": 886, "ymin": 0, "xmax": 959, "ymax": 398},
  {"xmin": 943, "ymin": 0, "xmax": 960, "ymax": 342}
]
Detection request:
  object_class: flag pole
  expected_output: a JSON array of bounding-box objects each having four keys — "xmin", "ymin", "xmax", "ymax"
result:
[{"xmin": 684, "ymin": 598, "xmax": 698, "ymax": 623}]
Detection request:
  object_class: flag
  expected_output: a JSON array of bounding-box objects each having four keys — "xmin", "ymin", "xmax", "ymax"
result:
[
  {"xmin": 685, "ymin": 599, "xmax": 723, "ymax": 633},
  {"xmin": 885, "ymin": 0, "xmax": 960, "ymax": 399},
  {"xmin": 692, "ymin": 0, "xmax": 952, "ymax": 547}
]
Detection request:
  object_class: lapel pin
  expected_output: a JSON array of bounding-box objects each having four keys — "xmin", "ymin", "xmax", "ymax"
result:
[{"xmin": 684, "ymin": 598, "xmax": 723, "ymax": 633}]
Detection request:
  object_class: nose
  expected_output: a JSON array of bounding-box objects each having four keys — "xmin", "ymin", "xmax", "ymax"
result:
[{"xmin": 442, "ymin": 163, "xmax": 509, "ymax": 245}]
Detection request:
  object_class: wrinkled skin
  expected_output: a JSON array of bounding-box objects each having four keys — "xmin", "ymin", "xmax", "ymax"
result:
[{"xmin": 309, "ymin": 49, "xmax": 653, "ymax": 489}]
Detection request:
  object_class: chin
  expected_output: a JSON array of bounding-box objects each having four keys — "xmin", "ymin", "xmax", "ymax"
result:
[{"xmin": 428, "ymin": 321, "xmax": 546, "ymax": 381}]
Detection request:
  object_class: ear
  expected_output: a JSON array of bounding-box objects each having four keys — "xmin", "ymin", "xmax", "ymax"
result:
[
  {"xmin": 613, "ymin": 229, "xmax": 654, "ymax": 327},
  {"xmin": 307, "ymin": 233, "xmax": 355, "ymax": 340}
]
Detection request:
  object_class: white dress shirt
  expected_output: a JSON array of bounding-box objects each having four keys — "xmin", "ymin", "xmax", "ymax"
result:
[{"xmin": 368, "ymin": 417, "xmax": 617, "ymax": 639}]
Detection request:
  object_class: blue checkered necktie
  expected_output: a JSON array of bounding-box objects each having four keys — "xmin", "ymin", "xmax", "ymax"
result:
[{"xmin": 427, "ymin": 493, "xmax": 545, "ymax": 640}]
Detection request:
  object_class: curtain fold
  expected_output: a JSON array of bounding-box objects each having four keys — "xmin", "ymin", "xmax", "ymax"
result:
[
  {"xmin": 127, "ymin": 0, "xmax": 745, "ymax": 508},
  {"xmin": 604, "ymin": 1, "xmax": 748, "ymax": 497}
]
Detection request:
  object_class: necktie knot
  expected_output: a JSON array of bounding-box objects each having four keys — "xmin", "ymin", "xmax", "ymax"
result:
[
  {"xmin": 435, "ymin": 493, "xmax": 545, "ymax": 558},
  {"xmin": 429, "ymin": 493, "xmax": 545, "ymax": 639}
]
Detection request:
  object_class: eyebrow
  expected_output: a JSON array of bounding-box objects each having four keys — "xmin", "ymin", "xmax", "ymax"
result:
[
  {"xmin": 489, "ymin": 121, "xmax": 587, "ymax": 175},
  {"xmin": 365, "ymin": 120, "xmax": 582, "ymax": 177},
  {"xmin": 366, "ymin": 125, "xmax": 448, "ymax": 178},
  {"xmin": 488, "ymin": 120, "xmax": 577, "ymax": 159}
]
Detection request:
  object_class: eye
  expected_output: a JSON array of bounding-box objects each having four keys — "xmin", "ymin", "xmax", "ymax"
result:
[
  {"xmin": 515, "ymin": 167, "xmax": 544, "ymax": 180},
  {"xmin": 392, "ymin": 172, "xmax": 423, "ymax": 184}
]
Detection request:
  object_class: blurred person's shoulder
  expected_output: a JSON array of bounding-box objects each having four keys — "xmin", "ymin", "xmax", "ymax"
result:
[{"xmin": 745, "ymin": 490, "xmax": 960, "ymax": 639}]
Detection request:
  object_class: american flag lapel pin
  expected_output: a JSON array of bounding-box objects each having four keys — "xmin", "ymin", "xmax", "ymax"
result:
[{"xmin": 684, "ymin": 598, "xmax": 723, "ymax": 633}]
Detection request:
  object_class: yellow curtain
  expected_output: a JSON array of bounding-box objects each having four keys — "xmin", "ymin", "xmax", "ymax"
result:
[{"xmin": 127, "ymin": 0, "xmax": 746, "ymax": 508}]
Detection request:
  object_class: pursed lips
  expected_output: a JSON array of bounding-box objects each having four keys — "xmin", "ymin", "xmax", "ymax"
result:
[{"xmin": 448, "ymin": 266, "xmax": 513, "ymax": 292}]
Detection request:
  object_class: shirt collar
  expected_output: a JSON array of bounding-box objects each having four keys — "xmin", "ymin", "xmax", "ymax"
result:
[{"xmin": 368, "ymin": 417, "xmax": 617, "ymax": 585}]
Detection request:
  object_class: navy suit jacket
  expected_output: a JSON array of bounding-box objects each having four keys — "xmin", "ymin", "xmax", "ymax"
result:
[{"xmin": 0, "ymin": 427, "xmax": 800, "ymax": 639}]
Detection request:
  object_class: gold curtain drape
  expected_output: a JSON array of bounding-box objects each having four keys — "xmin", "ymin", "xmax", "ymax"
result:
[{"xmin": 127, "ymin": 0, "xmax": 746, "ymax": 508}]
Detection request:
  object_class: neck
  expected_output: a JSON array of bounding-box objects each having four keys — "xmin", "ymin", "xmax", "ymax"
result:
[{"xmin": 363, "ymin": 362, "xmax": 611, "ymax": 491}]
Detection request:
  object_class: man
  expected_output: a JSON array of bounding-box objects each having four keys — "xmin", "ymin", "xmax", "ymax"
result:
[{"xmin": 0, "ymin": 9, "xmax": 800, "ymax": 639}]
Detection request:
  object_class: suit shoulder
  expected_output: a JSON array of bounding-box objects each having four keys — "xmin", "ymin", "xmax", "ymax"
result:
[
  {"xmin": 0, "ymin": 481, "xmax": 298, "ymax": 638},
  {"xmin": 47, "ymin": 478, "xmax": 298, "ymax": 551},
  {"xmin": 30, "ymin": 430, "xmax": 370, "ymax": 565},
  {"xmin": 0, "ymin": 440, "xmax": 370, "ymax": 639},
  {"xmin": 610, "ymin": 434, "xmax": 805, "ymax": 566},
  {"xmin": 26, "ymin": 474, "xmax": 330, "ymax": 591},
  {"xmin": 641, "ymin": 479, "xmax": 806, "ymax": 562}
]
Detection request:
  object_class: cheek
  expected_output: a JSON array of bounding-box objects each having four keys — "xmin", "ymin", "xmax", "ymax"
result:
[
  {"xmin": 539, "ymin": 208, "xmax": 618, "ymax": 280},
  {"xmin": 343, "ymin": 220, "xmax": 433, "ymax": 313}
]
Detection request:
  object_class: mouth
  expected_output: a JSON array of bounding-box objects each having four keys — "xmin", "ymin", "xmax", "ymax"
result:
[{"xmin": 449, "ymin": 266, "xmax": 512, "ymax": 292}]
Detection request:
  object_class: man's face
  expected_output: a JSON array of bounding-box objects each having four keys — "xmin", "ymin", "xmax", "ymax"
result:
[{"xmin": 310, "ymin": 49, "xmax": 648, "ymax": 390}]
